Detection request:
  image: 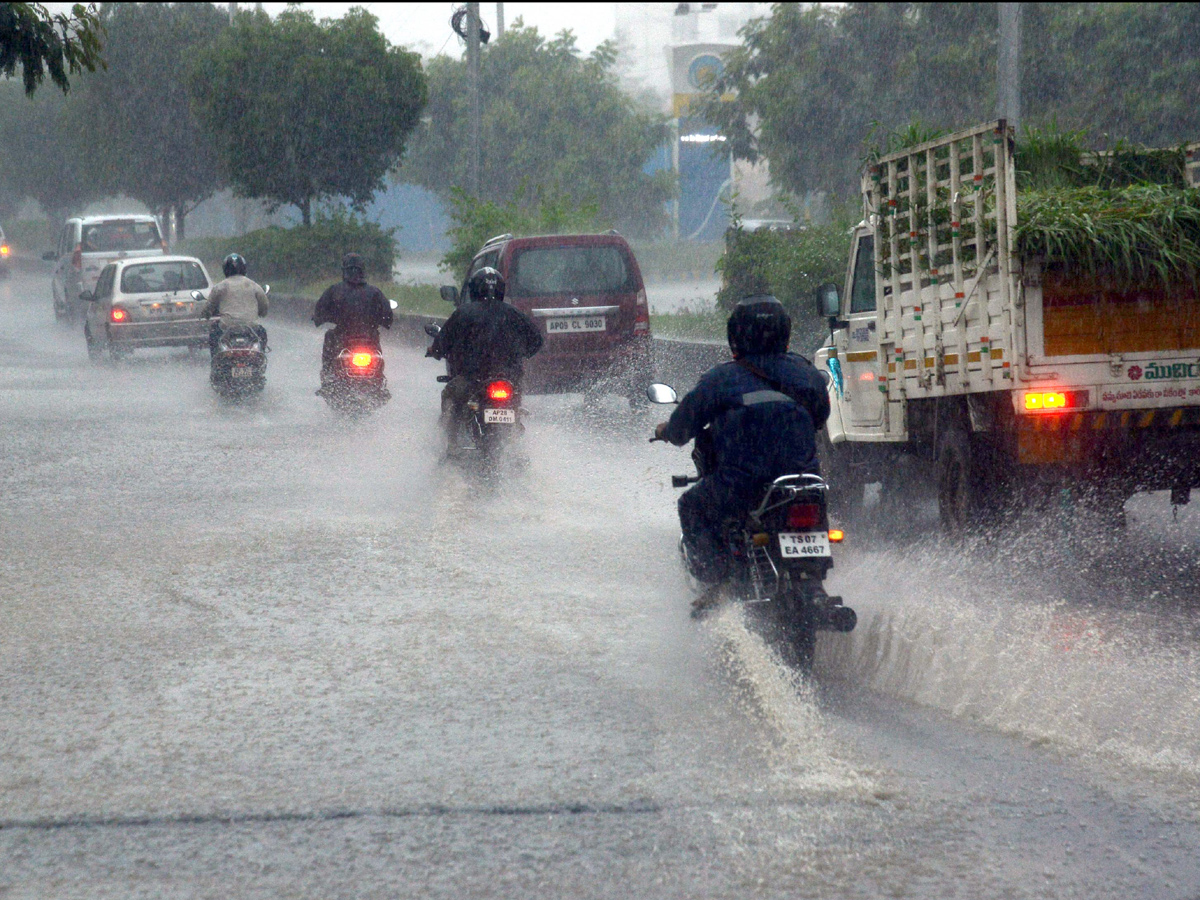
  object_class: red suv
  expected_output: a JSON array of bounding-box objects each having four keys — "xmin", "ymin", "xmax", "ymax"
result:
[{"xmin": 445, "ymin": 233, "xmax": 652, "ymax": 399}]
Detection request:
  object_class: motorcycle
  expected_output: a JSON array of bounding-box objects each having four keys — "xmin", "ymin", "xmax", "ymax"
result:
[
  {"xmin": 425, "ymin": 323, "xmax": 524, "ymax": 461},
  {"xmin": 317, "ymin": 299, "xmax": 399, "ymax": 415},
  {"xmin": 647, "ymin": 382, "xmax": 856, "ymax": 668}
]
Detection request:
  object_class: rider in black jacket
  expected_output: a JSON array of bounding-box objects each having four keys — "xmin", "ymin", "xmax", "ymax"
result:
[
  {"xmin": 313, "ymin": 253, "xmax": 394, "ymax": 380},
  {"xmin": 427, "ymin": 267, "xmax": 543, "ymax": 452},
  {"xmin": 654, "ymin": 295, "xmax": 830, "ymax": 585}
]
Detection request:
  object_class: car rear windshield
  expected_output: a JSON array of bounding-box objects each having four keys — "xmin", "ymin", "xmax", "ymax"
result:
[
  {"xmin": 81, "ymin": 221, "xmax": 162, "ymax": 253},
  {"xmin": 120, "ymin": 261, "xmax": 208, "ymax": 294},
  {"xmin": 509, "ymin": 245, "xmax": 635, "ymax": 297}
]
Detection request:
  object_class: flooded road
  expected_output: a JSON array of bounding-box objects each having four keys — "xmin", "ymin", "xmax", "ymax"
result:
[{"xmin": 2, "ymin": 269, "xmax": 1199, "ymax": 898}]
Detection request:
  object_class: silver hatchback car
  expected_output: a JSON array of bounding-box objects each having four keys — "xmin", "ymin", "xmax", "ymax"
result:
[{"xmin": 82, "ymin": 256, "xmax": 212, "ymax": 361}]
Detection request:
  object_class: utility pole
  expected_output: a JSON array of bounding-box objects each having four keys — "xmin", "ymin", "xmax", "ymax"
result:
[
  {"xmin": 997, "ymin": 2, "xmax": 1021, "ymax": 131},
  {"xmin": 496, "ymin": 3, "xmax": 504, "ymax": 37},
  {"xmin": 467, "ymin": 2, "xmax": 482, "ymax": 196}
]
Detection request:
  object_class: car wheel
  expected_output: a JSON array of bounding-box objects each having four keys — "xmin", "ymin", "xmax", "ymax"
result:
[{"xmin": 84, "ymin": 325, "xmax": 103, "ymax": 363}]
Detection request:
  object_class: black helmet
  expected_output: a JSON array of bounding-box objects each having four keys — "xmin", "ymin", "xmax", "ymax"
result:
[
  {"xmin": 727, "ymin": 294, "xmax": 791, "ymax": 357},
  {"xmin": 342, "ymin": 252, "xmax": 365, "ymax": 284},
  {"xmin": 222, "ymin": 253, "xmax": 247, "ymax": 277},
  {"xmin": 467, "ymin": 266, "xmax": 505, "ymax": 303}
]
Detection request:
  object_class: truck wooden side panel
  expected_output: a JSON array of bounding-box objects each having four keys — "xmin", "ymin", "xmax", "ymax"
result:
[{"xmin": 862, "ymin": 121, "xmax": 1019, "ymax": 433}]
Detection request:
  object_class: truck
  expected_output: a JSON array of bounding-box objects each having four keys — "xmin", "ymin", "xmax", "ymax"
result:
[{"xmin": 814, "ymin": 119, "xmax": 1200, "ymax": 534}]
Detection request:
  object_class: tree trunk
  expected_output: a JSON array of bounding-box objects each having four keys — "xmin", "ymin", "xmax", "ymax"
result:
[
  {"xmin": 175, "ymin": 204, "xmax": 186, "ymax": 242},
  {"xmin": 299, "ymin": 197, "xmax": 311, "ymax": 227}
]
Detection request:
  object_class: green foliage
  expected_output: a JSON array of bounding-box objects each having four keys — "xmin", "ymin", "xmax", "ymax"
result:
[
  {"xmin": 703, "ymin": 3, "xmax": 1200, "ymax": 200},
  {"xmin": 0, "ymin": 2, "xmax": 104, "ymax": 95},
  {"xmin": 75, "ymin": 2, "xmax": 227, "ymax": 236},
  {"xmin": 405, "ymin": 23, "xmax": 673, "ymax": 238},
  {"xmin": 0, "ymin": 78, "xmax": 97, "ymax": 220},
  {"xmin": 191, "ymin": 7, "xmax": 426, "ymax": 226},
  {"xmin": 717, "ymin": 221, "xmax": 853, "ymax": 352},
  {"xmin": 1016, "ymin": 185, "xmax": 1200, "ymax": 288},
  {"xmin": 177, "ymin": 210, "xmax": 396, "ymax": 285},
  {"xmin": 440, "ymin": 187, "xmax": 608, "ymax": 281}
]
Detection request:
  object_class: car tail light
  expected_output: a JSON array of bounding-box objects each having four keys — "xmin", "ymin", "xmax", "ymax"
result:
[
  {"xmin": 110, "ymin": 307, "xmax": 128, "ymax": 323},
  {"xmin": 0, "ymin": 244, "xmax": 9, "ymax": 258},
  {"xmin": 785, "ymin": 504, "xmax": 821, "ymax": 528},
  {"xmin": 486, "ymin": 380, "xmax": 514, "ymax": 401},
  {"xmin": 829, "ymin": 529, "xmax": 845, "ymax": 543},
  {"xmin": 72, "ymin": 244, "xmax": 82, "ymax": 269},
  {"xmin": 1023, "ymin": 389, "xmax": 1088, "ymax": 413},
  {"xmin": 634, "ymin": 287, "xmax": 650, "ymax": 334},
  {"xmin": 350, "ymin": 351, "xmax": 374, "ymax": 368}
]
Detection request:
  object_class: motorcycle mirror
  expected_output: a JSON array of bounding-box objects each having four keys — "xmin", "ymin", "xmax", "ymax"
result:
[
  {"xmin": 190, "ymin": 290, "xmax": 204, "ymax": 302},
  {"xmin": 78, "ymin": 290, "xmax": 94, "ymax": 302},
  {"xmin": 424, "ymin": 323, "xmax": 441, "ymax": 337},
  {"xmin": 439, "ymin": 285, "xmax": 458, "ymax": 305},
  {"xmin": 388, "ymin": 299, "xmax": 398, "ymax": 310},
  {"xmin": 646, "ymin": 383, "xmax": 678, "ymax": 404}
]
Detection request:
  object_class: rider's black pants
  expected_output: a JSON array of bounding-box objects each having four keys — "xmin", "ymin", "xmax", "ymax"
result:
[{"xmin": 677, "ymin": 473, "xmax": 760, "ymax": 584}]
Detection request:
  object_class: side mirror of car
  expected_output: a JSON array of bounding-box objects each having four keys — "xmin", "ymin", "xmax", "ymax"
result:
[
  {"xmin": 190, "ymin": 290, "xmax": 205, "ymax": 302},
  {"xmin": 439, "ymin": 285, "xmax": 458, "ymax": 305},
  {"xmin": 424, "ymin": 323, "xmax": 441, "ymax": 337},
  {"xmin": 646, "ymin": 383, "xmax": 678, "ymax": 404},
  {"xmin": 79, "ymin": 290, "xmax": 94, "ymax": 302},
  {"xmin": 42, "ymin": 251, "xmax": 58, "ymax": 262}
]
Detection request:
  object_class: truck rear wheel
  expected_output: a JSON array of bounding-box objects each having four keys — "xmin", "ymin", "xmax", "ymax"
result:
[{"xmin": 937, "ymin": 426, "xmax": 996, "ymax": 538}]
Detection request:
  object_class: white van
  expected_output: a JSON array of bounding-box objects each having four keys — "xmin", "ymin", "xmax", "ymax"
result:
[{"xmin": 46, "ymin": 215, "xmax": 166, "ymax": 321}]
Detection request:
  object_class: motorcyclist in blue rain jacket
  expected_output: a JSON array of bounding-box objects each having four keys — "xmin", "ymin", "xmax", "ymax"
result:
[{"xmin": 654, "ymin": 294, "xmax": 830, "ymax": 587}]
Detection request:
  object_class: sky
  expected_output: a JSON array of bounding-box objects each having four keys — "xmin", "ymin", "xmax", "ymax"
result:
[{"xmin": 254, "ymin": 3, "xmax": 618, "ymax": 57}]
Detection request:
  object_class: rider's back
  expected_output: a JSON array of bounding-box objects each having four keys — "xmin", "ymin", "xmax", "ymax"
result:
[
  {"xmin": 440, "ymin": 300, "xmax": 543, "ymax": 380},
  {"xmin": 682, "ymin": 352, "xmax": 830, "ymax": 482},
  {"xmin": 314, "ymin": 281, "xmax": 392, "ymax": 335}
]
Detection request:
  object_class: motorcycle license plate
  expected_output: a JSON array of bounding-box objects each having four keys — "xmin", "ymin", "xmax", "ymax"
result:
[
  {"xmin": 778, "ymin": 532, "xmax": 831, "ymax": 558},
  {"xmin": 483, "ymin": 408, "xmax": 516, "ymax": 424},
  {"xmin": 231, "ymin": 366, "xmax": 253, "ymax": 378},
  {"xmin": 547, "ymin": 316, "xmax": 605, "ymax": 334}
]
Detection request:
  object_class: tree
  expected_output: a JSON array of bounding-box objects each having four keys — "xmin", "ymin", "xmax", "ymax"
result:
[
  {"xmin": 404, "ymin": 23, "xmax": 674, "ymax": 239},
  {"xmin": 0, "ymin": 1, "xmax": 104, "ymax": 95},
  {"xmin": 192, "ymin": 6, "xmax": 426, "ymax": 226},
  {"xmin": 702, "ymin": 3, "xmax": 1200, "ymax": 201},
  {"xmin": 0, "ymin": 79, "xmax": 98, "ymax": 224},
  {"xmin": 71, "ymin": 2, "xmax": 227, "ymax": 239}
]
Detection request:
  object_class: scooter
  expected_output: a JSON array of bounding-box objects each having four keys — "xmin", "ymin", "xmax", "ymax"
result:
[
  {"xmin": 425, "ymin": 323, "xmax": 524, "ymax": 462},
  {"xmin": 647, "ymin": 382, "xmax": 856, "ymax": 668},
  {"xmin": 194, "ymin": 286, "xmax": 270, "ymax": 399}
]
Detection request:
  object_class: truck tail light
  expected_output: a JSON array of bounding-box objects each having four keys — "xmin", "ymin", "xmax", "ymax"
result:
[
  {"xmin": 633, "ymin": 287, "xmax": 650, "ymax": 334},
  {"xmin": 110, "ymin": 307, "xmax": 128, "ymax": 323},
  {"xmin": 1023, "ymin": 390, "xmax": 1088, "ymax": 413}
]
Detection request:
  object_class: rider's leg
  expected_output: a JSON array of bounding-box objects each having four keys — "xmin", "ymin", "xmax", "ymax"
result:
[{"xmin": 678, "ymin": 477, "xmax": 735, "ymax": 584}]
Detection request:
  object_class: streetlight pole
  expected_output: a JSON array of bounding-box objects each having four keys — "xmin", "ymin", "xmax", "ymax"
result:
[
  {"xmin": 467, "ymin": 3, "xmax": 482, "ymax": 196},
  {"xmin": 997, "ymin": 2, "xmax": 1021, "ymax": 131}
]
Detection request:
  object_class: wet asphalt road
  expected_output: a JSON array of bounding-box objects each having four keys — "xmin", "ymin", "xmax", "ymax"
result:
[{"xmin": 2, "ymin": 268, "xmax": 1199, "ymax": 898}]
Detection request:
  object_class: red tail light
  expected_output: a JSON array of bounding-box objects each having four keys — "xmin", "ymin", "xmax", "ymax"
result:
[
  {"xmin": 110, "ymin": 307, "xmax": 128, "ymax": 323},
  {"xmin": 785, "ymin": 504, "xmax": 821, "ymax": 529},
  {"xmin": 350, "ymin": 351, "xmax": 374, "ymax": 368},
  {"xmin": 72, "ymin": 244, "xmax": 82, "ymax": 269},
  {"xmin": 486, "ymin": 380, "xmax": 514, "ymax": 401},
  {"xmin": 633, "ymin": 287, "xmax": 650, "ymax": 334},
  {"xmin": 0, "ymin": 244, "xmax": 9, "ymax": 257}
]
